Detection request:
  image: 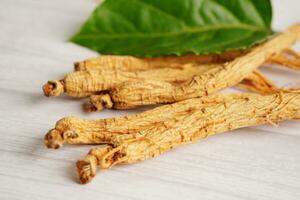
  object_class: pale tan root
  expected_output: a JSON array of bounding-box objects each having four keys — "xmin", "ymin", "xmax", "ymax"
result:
[
  {"xmin": 45, "ymin": 98, "xmax": 201, "ymax": 148},
  {"xmin": 43, "ymin": 49, "xmax": 298, "ymax": 97},
  {"xmin": 79, "ymin": 53, "xmax": 298, "ymax": 110},
  {"xmin": 87, "ymin": 24, "xmax": 300, "ymax": 109},
  {"xmin": 42, "ymin": 59, "xmax": 294, "ymax": 101},
  {"xmin": 82, "ymin": 56, "xmax": 300, "ymax": 112},
  {"xmin": 75, "ymin": 92, "xmax": 300, "ymax": 183},
  {"xmin": 43, "ymin": 62, "xmax": 270, "ymax": 101},
  {"xmin": 73, "ymin": 49, "xmax": 298, "ymax": 73},
  {"xmin": 74, "ymin": 51, "xmax": 244, "ymax": 71},
  {"xmin": 45, "ymin": 90, "xmax": 300, "ymax": 149},
  {"xmin": 83, "ymin": 70, "xmax": 278, "ymax": 112},
  {"xmin": 42, "ymin": 64, "xmax": 217, "ymax": 98}
]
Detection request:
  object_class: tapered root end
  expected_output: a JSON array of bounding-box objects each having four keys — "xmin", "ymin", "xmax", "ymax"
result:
[
  {"xmin": 84, "ymin": 94, "xmax": 113, "ymax": 112},
  {"xmin": 76, "ymin": 156, "xmax": 97, "ymax": 184},
  {"xmin": 42, "ymin": 80, "xmax": 65, "ymax": 97},
  {"xmin": 44, "ymin": 129, "xmax": 64, "ymax": 149}
]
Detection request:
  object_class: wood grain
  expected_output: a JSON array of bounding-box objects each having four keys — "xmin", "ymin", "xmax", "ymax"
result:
[{"xmin": 0, "ymin": 0, "xmax": 299, "ymax": 199}]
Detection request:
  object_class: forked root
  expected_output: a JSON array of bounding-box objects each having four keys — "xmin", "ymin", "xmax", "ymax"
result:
[{"xmin": 75, "ymin": 92, "xmax": 300, "ymax": 183}]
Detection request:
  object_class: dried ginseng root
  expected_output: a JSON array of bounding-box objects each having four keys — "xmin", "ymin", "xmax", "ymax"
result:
[
  {"xmin": 44, "ymin": 84, "xmax": 286, "ymax": 149},
  {"xmin": 43, "ymin": 32, "xmax": 299, "ymax": 99},
  {"xmin": 42, "ymin": 60, "xmax": 294, "ymax": 104},
  {"xmin": 42, "ymin": 62, "xmax": 273, "ymax": 99},
  {"xmin": 72, "ymin": 92, "xmax": 300, "ymax": 183},
  {"xmin": 74, "ymin": 51, "xmax": 244, "ymax": 72},
  {"xmin": 73, "ymin": 49, "xmax": 298, "ymax": 73},
  {"xmin": 81, "ymin": 24, "xmax": 300, "ymax": 110},
  {"xmin": 42, "ymin": 64, "xmax": 217, "ymax": 97},
  {"xmin": 85, "ymin": 70, "xmax": 280, "ymax": 111},
  {"xmin": 44, "ymin": 97, "xmax": 203, "ymax": 148}
]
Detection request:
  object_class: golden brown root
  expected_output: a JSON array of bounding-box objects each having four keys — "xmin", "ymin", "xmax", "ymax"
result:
[
  {"xmin": 43, "ymin": 69, "xmax": 130, "ymax": 98},
  {"xmin": 43, "ymin": 64, "xmax": 217, "ymax": 98},
  {"xmin": 74, "ymin": 49, "xmax": 300, "ymax": 73},
  {"xmin": 46, "ymin": 95, "xmax": 223, "ymax": 148},
  {"xmin": 45, "ymin": 91, "xmax": 300, "ymax": 151},
  {"xmin": 74, "ymin": 51, "xmax": 244, "ymax": 72},
  {"xmin": 43, "ymin": 33, "xmax": 300, "ymax": 99},
  {"xmin": 268, "ymin": 49, "xmax": 300, "ymax": 70},
  {"xmin": 81, "ymin": 50, "xmax": 300, "ymax": 112},
  {"xmin": 93, "ymin": 24, "xmax": 300, "ymax": 109},
  {"xmin": 74, "ymin": 92, "xmax": 300, "ymax": 183},
  {"xmin": 84, "ymin": 70, "xmax": 281, "ymax": 112}
]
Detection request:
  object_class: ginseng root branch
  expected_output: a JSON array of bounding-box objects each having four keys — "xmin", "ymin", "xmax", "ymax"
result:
[
  {"xmin": 74, "ymin": 48, "xmax": 299, "ymax": 72},
  {"xmin": 74, "ymin": 51, "xmax": 244, "ymax": 72},
  {"xmin": 42, "ymin": 50, "xmax": 299, "ymax": 99},
  {"xmin": 84, "ymin": 69, "xmax": 280, "ymax": 112},
  {"xmin": 69, "ymin": 91, "xmax": 300, "ymax": 183},
  {"xmin": 42, "ymin": 64, "xmax": 216, "ymax": 97}
]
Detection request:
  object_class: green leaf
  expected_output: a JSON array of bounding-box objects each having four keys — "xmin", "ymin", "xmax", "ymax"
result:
[{"xmin": 70, "ymin": 0, "xmax": 273, "ymax": 57}]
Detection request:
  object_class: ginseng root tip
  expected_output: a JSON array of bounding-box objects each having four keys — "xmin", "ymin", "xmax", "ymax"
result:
[
  {"xmin": 42, "ymin": 80, "xmax": 65, "ymax": 97},
  {"xmin": 76, "ymin": 156, "xmax": 97, "ymax": 184},
  {"xmin": 84, "ymin": 94, "xmax": 114, "ymax": 112},
  {"xmin": 44, "ymin": 129, "xmax": 64, "ymax": 149}
]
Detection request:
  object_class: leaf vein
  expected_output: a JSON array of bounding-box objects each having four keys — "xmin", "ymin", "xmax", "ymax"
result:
[{"xmin": 74, "ymin": 24, "xmax": 269, "ymax": 39}]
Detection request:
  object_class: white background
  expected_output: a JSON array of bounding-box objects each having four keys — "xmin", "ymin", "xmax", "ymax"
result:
[{"xmin": 0, "ymin": 0, "xmax": 299, "ymax": 199}]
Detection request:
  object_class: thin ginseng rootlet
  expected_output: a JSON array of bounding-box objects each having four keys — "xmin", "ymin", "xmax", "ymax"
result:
[
  {"xmin": 43, "ymin": 25, "xmax": 300, "ymax": 111},
  {"xmin": 43, "ymin": 24, "xmax": 300, "ymax": 184},
  {"xmin": 45, "ymin": 92, "xmax": 300, "ymax": 184}
]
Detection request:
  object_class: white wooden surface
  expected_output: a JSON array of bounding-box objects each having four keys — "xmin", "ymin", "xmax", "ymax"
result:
[{"xmin": 0, "ymin": 0, "xmax": 299, "ymax": 199}]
